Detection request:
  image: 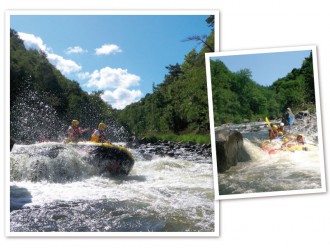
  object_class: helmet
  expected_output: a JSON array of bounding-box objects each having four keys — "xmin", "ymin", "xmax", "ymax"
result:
[
  {"xmin": 278, "ymin": 131, "xmax": 283, "ymax": 136},
  {"xmin": 284, "ymin": 138, "xmax": 289, "ymax": 143},
  {"xmin": 98, "ymin": 122, "xmax": 106, "ymax": 129},
  {"xmin": 297, "ymin": 134, "xmax": 303, "ymax": 137},
  {"xmin": 280, "ymin": 123, "xmax": 284, "ymax": 127},
  {"xmin": 72, "ymin": 120, "xmax": 79, "ymax": 126},
  {"xmin": 272, "ymin": 125, "xmax": 278, "ymax": 130}
]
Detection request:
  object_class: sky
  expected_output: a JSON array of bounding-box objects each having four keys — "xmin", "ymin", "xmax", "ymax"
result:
[
  {"xmin": 10, "ymin": 14, "xmax": 213, "ymax": 109},
  {"xmin": 212, "ymin": 50, "xmax": 311, "ymax": 86}
]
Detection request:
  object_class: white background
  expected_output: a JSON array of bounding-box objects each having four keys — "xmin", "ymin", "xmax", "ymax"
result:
[{"xmin": 1, "ymin": 0, "xmax": 329, "ymax": 247}]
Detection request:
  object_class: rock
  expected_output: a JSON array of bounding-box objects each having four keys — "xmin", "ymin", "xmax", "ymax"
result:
[
  {"xmin": 133, "ymin": 137, "xmax": 212, "ymax": 161},
  {"xmin": 215, "ymin": 130, "xmax": 246, "ymax": 173},
  {"xmin": 168, "ymin": 152, "xmax": 175, "ymax": 157},
  {"xmin": 10, "ymin": 138, "xmax": 15, "ymax": 151},
  {"xmin": 296, "ymin": 110, "xmax": 310, "ymax": 119}
]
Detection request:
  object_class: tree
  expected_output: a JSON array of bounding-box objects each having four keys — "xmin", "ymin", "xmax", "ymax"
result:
[{"xmin": 182, "ymin": 35, "xmax": 214, "ymax": 52}]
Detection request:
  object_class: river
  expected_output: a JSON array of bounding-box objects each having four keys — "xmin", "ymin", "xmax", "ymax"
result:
[
  {"xmin": 217, "ymin": 116, "xmax": 325, "ymax": 197},
  {"xmin": 9, "ymin": 141, "xmax": 216, "ymax": 233}
]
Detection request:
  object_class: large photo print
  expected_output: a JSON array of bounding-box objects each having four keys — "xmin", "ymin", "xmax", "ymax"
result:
[{"xmin": 7, "ymin": 10, "xmax": 219, "ymax": 236}]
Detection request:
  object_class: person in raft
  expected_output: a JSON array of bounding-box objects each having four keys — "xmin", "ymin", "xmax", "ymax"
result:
[
  {"xmin": 296, "ymin": 134, "xmax": 305, "ymax": 145},
  {"xmin": 278, "ymin": 131, "xmax": 284, "ymax": 139},
  {"xmin": 91, "ymin": 122, "xmax": 108, "ymax": 143},
  {"xmin": 67, "ymin": 119, "xmax": 89, "ymax": 143},
  {"xmin": 269, "ymin": 124, "xmax": 279, "ymax": 140},
  {"xmin": 278, "ymin": 122, "xmax": 285, "ymax": 134}
]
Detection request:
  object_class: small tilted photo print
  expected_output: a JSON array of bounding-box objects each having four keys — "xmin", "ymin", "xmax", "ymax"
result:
[
  {"xmin": 7, "ymin": 10, "xmax": 219, "ymax": 236},
  {"xmin": 205, "ymin": 46, "xmax": 326, "ymax": 200}
]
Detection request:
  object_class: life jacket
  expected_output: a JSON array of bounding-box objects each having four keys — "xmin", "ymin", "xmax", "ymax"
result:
[
  {"xmin": 68, "ymin": 126, "xmax": 82, "ymax": 142},
  {"xmin": 269, "ymin": 129, "xmax": 278, "ymax": 140},
  {"xmin": 297, "ymin": 138, "xmax": 305, "ymax": 145},
  {"xmin": 98, "ymin": 129, "xmax": 106, "ymax": 143},
  {"xmin": 73, "ymin": 126, "xmax": 81, "ymax": 136},
  {"xmin": 278, "ymin": 126, "xmax": 285, "ymax": 133},
  {"xmin": 91, "ymin": 129, "xmax": 106, "ymax": 143}
]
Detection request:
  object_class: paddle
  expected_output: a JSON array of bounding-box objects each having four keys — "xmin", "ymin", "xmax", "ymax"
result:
[
  {"xmin": 265, "ymin": 117, "xmax": 271, "ymax": 128},
  {"xmin": 265, "ymin": 117, "xmax": 275, "ymax": 140}
]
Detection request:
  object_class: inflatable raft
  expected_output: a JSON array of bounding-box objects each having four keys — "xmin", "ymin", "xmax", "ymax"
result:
[
  {"xmin": 261, "ymin": 139, "xmax": 317, "ymax": 154},
  {"xmin": 67, "ymin": 141, "xmax": 134, "ymax": 176}
]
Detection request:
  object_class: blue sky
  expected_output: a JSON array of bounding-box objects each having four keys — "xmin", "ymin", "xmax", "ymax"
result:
[
  {"xmin": 10, "ymin": 14, "xmax": 213, "ymax": 109},
  {"xmin": 212, "ymin": 50, "xmax": 311, "ymax": 86}
]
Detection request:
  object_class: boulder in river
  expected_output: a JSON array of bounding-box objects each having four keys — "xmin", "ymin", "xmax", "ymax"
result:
[
  {"xmin": 215, "ymin": 130, "xmax": 248, "ymax": 173},
  {"xmin": 10, "ymin": 138, "xmax": 15, "ymax": 151}
]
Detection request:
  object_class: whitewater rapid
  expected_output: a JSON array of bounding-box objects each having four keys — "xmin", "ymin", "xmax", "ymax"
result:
[
  {"xmin": 218, "ymin": 138, "xmax": 323, "ymax": 195},
  {"xmin": 10, "ymin": 142, "xmax": 216, "ymax": 232}
]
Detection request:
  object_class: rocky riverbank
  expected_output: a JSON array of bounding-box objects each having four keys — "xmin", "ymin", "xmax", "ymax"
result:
[{"xmin": 128, "ymin": 138, "xmax": 212, "ymax": 162}]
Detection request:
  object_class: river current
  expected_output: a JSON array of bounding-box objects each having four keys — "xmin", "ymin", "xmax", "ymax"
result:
[
  {"xmin": 9, "ymin": 142, "xmax": 216, "ymax": 233},
  {"xmin": 218, "ymin": 117, "xmax": 324, "ymax": 196}
]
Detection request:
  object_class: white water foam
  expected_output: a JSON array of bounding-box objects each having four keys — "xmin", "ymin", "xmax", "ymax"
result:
[
  {"xmin": 10, "ymin": 143, "xmax": 215, "ymax": 231},
  {"xmin": 219, "ymin": 138, "xmax": 322, "ymax": 195}
]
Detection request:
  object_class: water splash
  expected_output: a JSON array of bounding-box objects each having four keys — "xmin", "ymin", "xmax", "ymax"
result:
[
  {"xmin": 10, "ymin": 142, "xmax": 100, "ymax": 183},
  {"xmin": 219, "ymin": 134, "xmax": 322, "ymax": 195},
  {"xmin": 10, "ymin": 147, "xmax": 215, "ymax": 232},
  {"xmin": 11, "ymin": 87, "xmax": 66, "ymax": 144}
]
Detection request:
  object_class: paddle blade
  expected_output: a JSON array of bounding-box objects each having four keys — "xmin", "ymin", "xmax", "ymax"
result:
[{"xmin": 265, "ymin": 117, "xmax": 271, "ymax": 128}]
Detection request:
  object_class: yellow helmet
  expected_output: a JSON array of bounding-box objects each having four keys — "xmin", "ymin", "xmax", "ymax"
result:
[
  {"xmin": 98, "ymin": 122, "xmax": 106, "ymax": 129},
  {"xmin": 278, "ymin": 131, "xmax": 283, "ymax": 136},
  {"xmin": 284, "ymin": 138, "xmax": 289, "ymax": 143},
  {"xmin": 272, "ymin": 125, "xmax": 278, "ymax": 130},
  {"xmin": 297, "ymin": 134, "xmax": 303, "ymax": 137},
  {"xmin": 72, "ymin": 120, "xmax": 79, "ymax": 126}
]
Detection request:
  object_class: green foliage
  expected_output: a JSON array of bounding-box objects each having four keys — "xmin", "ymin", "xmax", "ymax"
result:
[
  {"xmin": 11, "ymin": 15, "xmax": 216, "ymax": 144},
  {"xmin": 10, "ymin": 29, "xmax": 116, "ymax": 141},
  {"xmin": 143, "ymin": 133, "xmax": 210, "ymax": 144},
  {"xmin": 118, "ymin": 18, "xmax": 215, "ymax": 140},
  {"xmin": 211, "ymin": 52, "xmax": 315, "ymax": 125}
]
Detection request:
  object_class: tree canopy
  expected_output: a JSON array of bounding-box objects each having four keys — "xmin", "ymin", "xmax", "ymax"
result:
[
  {"xmin": 117, "ymin": 17, "xmax": 215, "ymax": 137},
  {"xmin": 10, "ymin": 15, "xmax": 215, "ymax": 142},
  {"xmin": 210, "ymin": 52, "xmax": 315, "ymax": 126}
]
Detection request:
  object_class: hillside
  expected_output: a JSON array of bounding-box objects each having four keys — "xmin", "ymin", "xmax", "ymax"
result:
[
  {"xmin": 10, "ymin": 15, "xmax": 215, "ymax": 143},
  {"xmin": 210, "ymin": 53, "xmax": 315, "ymax": 126},
  {"xmin": 10, "ymin": 29, "xmax": 117, "ymax": 142},
  {"xmin": 117, "ymin": 27, "xmax": 214, "ymax": 139}
]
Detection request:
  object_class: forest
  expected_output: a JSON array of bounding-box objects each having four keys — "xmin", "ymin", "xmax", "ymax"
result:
[
  {"xmin": 210, "ymin": 53, "xmax": 315, "ymax": 126},
  {"xmin": 10, "ymin": 16, "xmax": 214, "ymax": 144},
  {"xmin": 117, "ymin": 31, "xmax": 214, "ymax": 142},
  {"xmin": 10, "ymin": 29, "xmax": 119, "ymax": 143}
]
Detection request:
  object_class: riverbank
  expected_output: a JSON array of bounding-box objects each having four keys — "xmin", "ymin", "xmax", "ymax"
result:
[
  {"xmin": 130, "ymin": 139, "xmax": 212, "ymax": 162},
  {"xmin": 138, "ymin": 133, "xmax": 211, "ymax": 145}
]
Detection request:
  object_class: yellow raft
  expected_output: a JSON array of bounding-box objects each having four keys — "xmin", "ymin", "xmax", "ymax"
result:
[
  {"xmin": 261, "ymin": 139, "xmax": 317, "ymax": 154},
  {"xmin": 68, "ymin": 141, "xmax": 134, "ymax": 176}
]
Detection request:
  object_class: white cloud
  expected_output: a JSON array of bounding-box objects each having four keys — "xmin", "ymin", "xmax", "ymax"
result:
[
  {"xmin": 17, "ymin": 32, "xmax": 82, "ymax": 75},
  {"xmin": 66, "ymin": 46, "xmax": 87, "ymax": 54},
  {"xmin": 77, "ymin": 72, "xmax": 90, "ymax": 80},
  {"xmin": 16, "ymin": 32, "xmax": 142, "ymax": 109},
  {"xmin": 47, "ymin": 53, "xmax": 82, "ymax": 74},
  {"xmin": 95, "ymin": 44, "xmax": 122, "ymax": 55},
  {"xmin": 86, "ymin": 67, "xmax": 140, "ymax": 89},
  {"xmin": 101, "ymin": 88, "xmax": 143, "ymax": 109},
  {"xmin": 17, "ymin": 32, "xmax": 47, "ymax": 51}
]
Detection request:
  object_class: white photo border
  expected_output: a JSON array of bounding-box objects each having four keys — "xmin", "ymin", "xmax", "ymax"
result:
[
  {"xmin": 205, "ymin": 46, "xmax": 326, "ymax": 200},
  {"xmin": 5, "ymin": 9, "xmax": 220, "ymax": 237}
]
